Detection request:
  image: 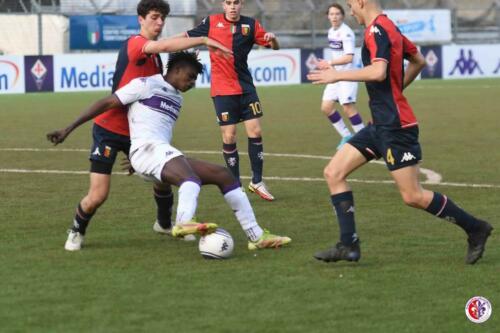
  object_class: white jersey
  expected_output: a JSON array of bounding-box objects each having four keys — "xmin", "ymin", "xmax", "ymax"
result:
[
  {"xmin": 327, "ymin": 23, "xmax": 355, "ymax": 71},
  {"xmin": 114, "ymin": 74, "xmax": 182, "ymax": 151}
]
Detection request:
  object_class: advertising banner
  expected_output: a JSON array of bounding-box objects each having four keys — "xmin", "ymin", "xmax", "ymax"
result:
[
  {"xmin": 0, "ymin": 55, "xmax": 25, "ymax": 94},
  {"xmin": 443, "ymin": 44, "xmax": 500, "ymax": 79},
  {"xmin": 70, "ymin": 15, "xmax": 139, "ymax": 50},
  {"xmin": 300, "ymin": 49, "xmax": 323, "ymax": 83},
  {"xmin": 24, "ymin": 55, "xmax": 54, "ymax": 93},
  {"xmin": 54, "ymin": 53, "xmax": 117, "ymax": 92},
  {"xmin": 195, "ymin": 49, "xmax": 301, "ymax": 88},
  {"xmin": 420, "ymin": 46, "xmax": 443, "ymax": 79},
  {"xmin": 384, "ymin": 10, "xmax": 452, "ymax": 43}
]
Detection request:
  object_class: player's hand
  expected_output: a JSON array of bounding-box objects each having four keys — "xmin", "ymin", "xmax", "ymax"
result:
[
  {"xmin": 205, "ymin": 38, "xmax": 232, "ymax": 58},
  {"xmin": 46, "ymin": 129, "xmax": 70, "ymax": 145},
  {"xmin": 307, "ymin": 67, "xmax": 339, "ymax": 85},
  {"xmin": 314, "ymin": 58, "xmax": 331, "ymax": 70},
  {"xmin": 263, "ymin": 32, "xmax": 276, "ymax": 42},
  {"xmin": 120, "ymin": 157, "xmax": 135, "ymax": 176}
]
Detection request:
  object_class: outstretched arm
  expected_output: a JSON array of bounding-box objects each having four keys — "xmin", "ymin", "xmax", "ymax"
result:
[
  {"xmin": 403, "ymin": 51, "xmax": 426, "ymax": 89},
  {"xmin": 143, "ymin": 36, "xmax": 232, "ymax": 57},
  {"xmin": 46, "ymin": 95, "xmax": 122, "ymax": 145},
  {"xmin": 308, "ymin": 60, "xmax": 387, "ymax": 85}
]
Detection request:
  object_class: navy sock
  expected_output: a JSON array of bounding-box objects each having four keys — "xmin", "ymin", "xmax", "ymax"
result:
[
  {"xmin": 73, "ymin": 204, "xmax": 94, "ymax": 235},
  {"xmin": 223, "ymin": 143, "xmax": 240, "ymax": 181},
  {"xmin": 425, "ymin": 192, "xmax": 479, "ymax": 232},
  {"xmin": 248, "ymin": 137, "xmax": 263, "ymax": 184},
  {"xmin": 154, "ymin": 188, "xmax": 174, "ymax": 229},
  {"xmin": 331, "ymin": 191, "xmax": 358, "ymax": 245}
]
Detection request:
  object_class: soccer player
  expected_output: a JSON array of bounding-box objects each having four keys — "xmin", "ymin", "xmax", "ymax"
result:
[
  {"xmin": 308, "ymin": 0, "xmax": 493, "ymax": 264},
  {"xmin": 48, "ymin": 0, "xmax": 232, "ymax": 251},
  {"xmin": 316, "ymin": 3, "xmax": 365, "ymax": 150},
  {"xmin": 48, "ymin": 51, "xmax": 292, "ymax": 250},
  {"xmin": 179, "ymin": 0, "xmax": 279, "ymax": 201}
]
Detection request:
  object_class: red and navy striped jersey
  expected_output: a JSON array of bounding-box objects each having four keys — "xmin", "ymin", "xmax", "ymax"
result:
[
  {"xmin": 94, "ymin": 35, "xmax": 163, "ymax": 136},
  {"xmin": 362, "ymin": 14, "xmax": 418, "ymax": 129},
  {"xmin": 186, "ymin": 14, "xmax": 271, "ymax": 97}
]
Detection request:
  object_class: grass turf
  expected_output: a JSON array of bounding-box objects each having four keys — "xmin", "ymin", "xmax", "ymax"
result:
[{"xmin": 0, "ymin": 79, "xmax": 499, "ymax": 332}]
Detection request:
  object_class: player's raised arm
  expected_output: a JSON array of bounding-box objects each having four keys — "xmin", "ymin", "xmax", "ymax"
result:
[
  {"xmin": 143, "ymin": 36, "xmax": 232, "ymax": 57},
  {"xmin": 46, "ymin": 95, "xmax": 123, "ymax": 145}
]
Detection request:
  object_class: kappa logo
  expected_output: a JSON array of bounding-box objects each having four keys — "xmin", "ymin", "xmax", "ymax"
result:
[
  {"xmin": 401, "ymin": 152, "xmax": 416, "ymax": 162},
  {"xmin": 92, "ymin": 147, "xmax": 101, "ymax": 156},
  {"xmin": 346, "ymin": 206, "xmax": 355, "ymax": 214},
  {"xmin": 216, "ymin": 22, "xmax": 225, "ymax": 28},
  {"xmin": 369, "ymin": 25, "xmax": 381, "ymax": 36}
]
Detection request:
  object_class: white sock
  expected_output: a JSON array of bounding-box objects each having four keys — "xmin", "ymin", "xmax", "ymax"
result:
[
  {"xmin": 175, "ymin": 181, "xmax": 200, "ymax": 224},
  {"xmin": 351, "ymin": 122, "xmax": 365, "ymax": 133},
  {"xmin": 328, "ymin": 110, "xmax": 352, "ymax": 137},
  {"xmin": 223, "ymin": 188, "xmax": 263, "ymax": 241}
]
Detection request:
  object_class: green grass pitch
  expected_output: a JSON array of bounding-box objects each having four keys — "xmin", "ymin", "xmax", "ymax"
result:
[{"xmin": 0, "ymin": 79, "xmax": 499, "ymax": 332}]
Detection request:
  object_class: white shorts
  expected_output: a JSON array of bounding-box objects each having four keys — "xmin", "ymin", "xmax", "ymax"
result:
[
  {"xmin": 322, "ymin": 81, "xmax": 358, "ymax": 105},
  {"xmin": 130, "ymin": 142, "xmax": 183, "ymax": 183}
]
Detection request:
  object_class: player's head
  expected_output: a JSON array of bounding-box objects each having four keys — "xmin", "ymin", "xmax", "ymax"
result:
[
  {"xmin": 346, "ymin": 0, "xmax": 381, "ymax": 26},
  {"xmin": 222, "ymin": 0, "xmax": 243, "ymax": 22},
  {"xmin": 326, "ymin": 3, "xmax": 345, "ymax": 28},
  {"xmin": 166, "ymin": 51, "xmax": 203, "ymax": 92},
  {"xmin": 137, "ymin": 0, "xmax": 170, "ymax": 39}
]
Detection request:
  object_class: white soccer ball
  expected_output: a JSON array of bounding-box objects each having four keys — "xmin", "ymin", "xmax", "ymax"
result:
[{"xmin": 199, "ymin": 228, "xmax": 234, "ymax": 259}]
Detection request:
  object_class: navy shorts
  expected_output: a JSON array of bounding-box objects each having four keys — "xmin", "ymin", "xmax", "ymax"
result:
[
  {"xmin": 349, "ymin": 124, "xmax": 422, "ymax": 171},
  {"xmin": 89, "ymin": 124, "xmax": 131, "ymax": 174},
  {"xmin": 212, "ymin": 92, "xmax": 263, "ymax": 126}
]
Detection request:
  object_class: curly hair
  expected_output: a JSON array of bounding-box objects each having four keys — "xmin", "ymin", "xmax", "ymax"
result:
[
  {"xmin": 166, "ymin": 51, "xmax": 204, "ymax": 75},
  {"xmin": 137, "ymin": 0, "xmax": 170, "ymax": 18}
]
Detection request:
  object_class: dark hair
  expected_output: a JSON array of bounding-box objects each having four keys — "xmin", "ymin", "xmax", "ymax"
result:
[
  {"xmin": 326, "ymin": 3, "xmax": 345, "ymax": 16},
  {"xmin": 137, "ymin": 0, "xmax": 170, "ymax": 18},
  {"xmin": 166, "ymin": 51, "xmax": 204, "ymax": 75}
]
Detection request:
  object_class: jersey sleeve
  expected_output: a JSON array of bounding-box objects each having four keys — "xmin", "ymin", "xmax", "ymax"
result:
[
  {"xmin": 186, "ymin": 17, "xmax": 210, "ymax": 37},
  {"xmin": 365, "ymin": 24, "xmax": 390, "ymax": 63},
  {"xmin": 254, "ymin": 19, "xmax": 271, "ymax": 47},
  {"xmin": 342, "ymin": 30, "xmax": 355, "ymax": 55},
  {"xmin": 114, "ymin": 77, "xmax": 148, "ymax": 107},
  {"xmin": 127, "ymin": 36, "xmax": 149, "ymax": 61},
  {"xmin": 402, "ymin": 35, "xmax": 418, "ymax": 58}
]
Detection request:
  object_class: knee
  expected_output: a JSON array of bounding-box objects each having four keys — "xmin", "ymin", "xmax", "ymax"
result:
[
  {"xmin": 83, "ymin": 190, "xmax": 108, "ymax": 211},
  {"xmin": 400, "ymin": 191, "xmax": 426, "ymax": 209},
  {"xmin": 323, "ymin": 164, "xmax": 344, "ymax": 183},
  {"xmin": 321, "ymin": 105, "xmax": 333, "ymax": 116},
  {"xmin": 222, "ymin": 133, "xmax": 237, "ymax": 144}
]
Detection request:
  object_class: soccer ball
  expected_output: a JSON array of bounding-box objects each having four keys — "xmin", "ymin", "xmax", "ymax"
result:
[{"xmin": 199, "ymin": 228, "xmax": 234, "ymax": 259}]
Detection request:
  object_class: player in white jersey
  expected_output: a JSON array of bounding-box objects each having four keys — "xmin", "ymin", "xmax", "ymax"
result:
[
  {"xmin": 47, "ymin": 51, "xmax": 291, "ymax": 250},
  {"xmin": 316, "ymin": 3, "xmax": 365, "ymax": 150}
]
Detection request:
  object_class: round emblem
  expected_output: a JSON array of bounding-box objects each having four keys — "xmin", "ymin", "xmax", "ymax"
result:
[{"xmin": 465, "ymin": 296, "xmax": 492, "ymax": 323}]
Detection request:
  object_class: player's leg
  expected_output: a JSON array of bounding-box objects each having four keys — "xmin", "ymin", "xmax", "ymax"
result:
[
  {"xmin": 314, "ymin": 126, "xmax": 378, "ymax": 262},
  {"xmin": 186, "ymin": 158, "xmax": 291, "ymax": 249},
  {"xmin": 213, "ymin": 95, "xmax": 241, "ymax": 182},
  {"xmin": 391, "ymin": 165, "xmax": 493, "ymax": 264},
  {"xmin": 65, "ymin": 171, "xmax": 111, "ymax": 251},
  {"xmin": 65, "ymin": 125, "xmax": 125, "ymax": 251},
  {"xmin": 240, "ymin": 94, "xmax": 274, "ymax": 201},
  {"xmin": 339, "ymin": 81, "xmax": 364, "ymax": 134},
  {"xmin": 152, "ymin": 182, "xmax": 174, "ymax": 234},
  {"xmin": 219, "ymin": 123, "xmax": 240, "ymax": 181},
  {"xmin": 322, "ymin": 83, "xmax": 352, "ymax": 148}
]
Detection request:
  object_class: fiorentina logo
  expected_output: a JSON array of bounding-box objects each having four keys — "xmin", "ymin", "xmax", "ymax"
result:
[
  {"xmin": 30, "ymin": 59, "xmax": 47, "ymax": 90},
  {"xmin": 465, "ymin": 296, "xmax": 492, "ymax": 323}
]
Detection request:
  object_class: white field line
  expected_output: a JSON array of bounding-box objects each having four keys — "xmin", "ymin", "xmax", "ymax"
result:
[{"xmin": 0, "ymin": 148, "xmax": 498, "ymax": 189}]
